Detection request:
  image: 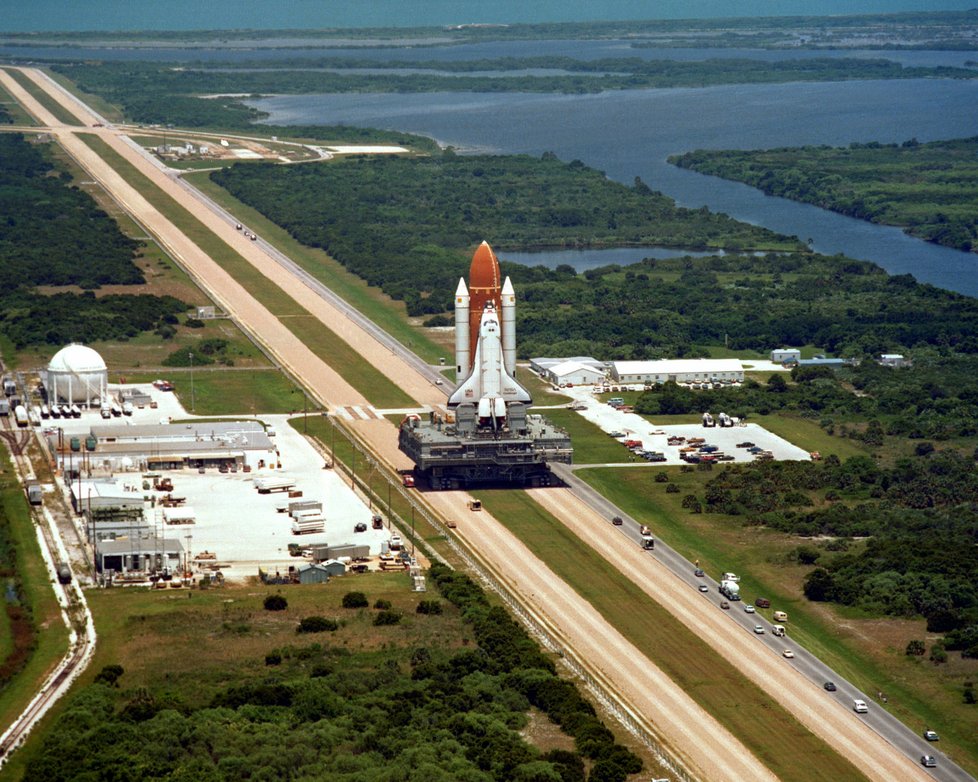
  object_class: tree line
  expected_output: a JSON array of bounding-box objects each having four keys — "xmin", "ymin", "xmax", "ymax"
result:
[
  {"xmin": 218, "ymin": 152, "xmax": 978, "ymax": 360},
  {"xmin": 671, "ymin": 138, "xmax": 978, "ymax": 253},
  {"xmin": 0, "ymin": 133, "xmax": 188, "ymax": 350},
  {"xmin": 25, "ymin": 565, "xmax": 642, "ymax": 782}
]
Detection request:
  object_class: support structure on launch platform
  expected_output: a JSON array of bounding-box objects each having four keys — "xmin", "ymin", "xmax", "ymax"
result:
[{"xmin": 399, "ymin": 242, "xmax": 572, "ymax": 489}]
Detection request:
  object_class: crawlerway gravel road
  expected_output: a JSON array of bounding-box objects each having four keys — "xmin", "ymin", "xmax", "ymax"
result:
[{"xmin": 1, "ymin": 65, "xmax": 936, "ymax": 782}]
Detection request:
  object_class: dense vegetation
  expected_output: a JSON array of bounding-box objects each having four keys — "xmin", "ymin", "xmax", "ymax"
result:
[
  {"xmin": 211, "ymin": 153, "xmax": 978, "ymax": 358},
  {"xmin": 688, "ymin": 453, "xmax": 978, "ymax": 658},
  {"xmin": 47, "ymin": 57, "xmax": 976, "ymax": 131},
  {"xmin": 25, "ymin": 565, "xmax": 641, "ymax": 782},
  {"xmin": 637, "ymin": 354, "xmax": 978, "ymax": 440},
  {"xmin": 0, "ymin": 458, "xmax": 36, "ymax": 689},
  {"xmin": 211, "ymin": 151, "xmax": 789, "ymax": 307},
  {"xmin": 6, "ymin": 9, "xmax": 977, "ymax": 47},
  {"xmin": 671, "ymin": 138, "xmax": 978, "ymax": 253},
  {"xmin": 0, "ymin": 133, "xmax": 187, "ymax": 349}
]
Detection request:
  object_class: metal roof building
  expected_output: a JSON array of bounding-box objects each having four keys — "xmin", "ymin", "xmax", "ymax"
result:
[
  {"xmin": 609, "ymin": 359, "xmax": 744, "ymax": 384},
  {"xmin": 71, "ymin": 421, "xmax": 277, "ymax": 472}
]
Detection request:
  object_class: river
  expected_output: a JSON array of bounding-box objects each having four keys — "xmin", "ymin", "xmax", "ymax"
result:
[{"xmin": 249, "ymin": 77, "xmax": 978, "ymax": 297}]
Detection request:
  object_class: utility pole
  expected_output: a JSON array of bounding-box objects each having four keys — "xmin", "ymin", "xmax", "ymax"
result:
[{"xmin": 189, "ymin": 351, "xmax": 195, "ymax": 413}]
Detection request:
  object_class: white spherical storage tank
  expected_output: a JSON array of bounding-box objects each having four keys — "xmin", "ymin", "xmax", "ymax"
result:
[{"xmin": 46, "ymin": 344, "xmax": 108, "ymax": 407}]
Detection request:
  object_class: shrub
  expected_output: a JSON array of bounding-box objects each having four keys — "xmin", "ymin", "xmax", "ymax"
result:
[
  {"xmin": 930, "ymin": 644, "xmax": 947, "ymax": 664},
  {"xmin": 265, "ymin": 652, "xmax": 282, "ymax": 666},
  {"xmin": 93, "ymin": 664, "xmax": 124, "ymax": 686},
  {"xmin": 654, "ymin": 472, "xmax": 669, "ymax": 483},
  {"xmin": 906, "ymin": 639, "xmax": 926, "ymax": 656},
  {"xmin": 297, "ymin": 616, "xmax": 339, "ymax": 633},
  {"xmin": 373, "ymin": 599, "xmax": 392, "ymax": 610},
  {"xmin": 416, "ymin": 600, "xmax": 443, "ymax": 615},
  {"xmin": 794, "ymin": 545, "xmax": 821, "ymax": 565},
  {"xmin": 665, "ymin": 483, "xmax": 680, "ymax": 493},
  {"xmin": 184, "ymin": 317, "xmax": 205, "ymax": 328},
  {"xmin": 964, "ymin": 682, "xmax": 976, "ymax": 705},
  {"xmin": 342, "ymin": 591, "xmax": 368, "ymax": 609},
  {"xmin": 263, "ymin": 594, "xmax": 288, "ymax": 612},
  {"xmin": 374, "ymin": 610, "xmax": 401, "ymax": 626}
]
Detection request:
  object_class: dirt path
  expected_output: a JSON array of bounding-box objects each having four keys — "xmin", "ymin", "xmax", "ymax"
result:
[
  {"xmin": 528, "ymin": 487, "xmax": 930, "ymax": 782},
  {"xmin": 16, "ymin": 67, "xmax": 442, "ymax": 409},
  {"xmin": 425, "ymin": 490, "xmax": 777, "ymax": 782}
]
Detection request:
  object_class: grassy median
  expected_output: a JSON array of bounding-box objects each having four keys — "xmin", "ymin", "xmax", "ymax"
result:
[
  {"xmin": 0, "ymin": 68, "xmax": 84, "ymax": 126},
  {"xmin": 476, "ymin": 487, "xmax": 869, "ymax": 782}
]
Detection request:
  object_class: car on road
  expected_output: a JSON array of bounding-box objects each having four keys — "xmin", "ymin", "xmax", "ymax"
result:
[
  {"xmin": 921, "ymin": 755, "xmax": 937, "ymax": 768},
  {"xmin": 612, "ymin": 516, "xmax": 623, "ymax": 526},
  {"xmin": 434, "ymin": 379, "xmax": 444, "ymax": 385},
  {"xmin": 720, "ymin": 600, "xmax": 730, "ymax": 609},
  {"xmin": 782, "ymin": 649, "xmax": 794, "ymax": 659},
  {"xmin": 924, "ymin": 730, "xmax": 939, "ymax": 742},
  {"xmin": 753, "ymin": 625, "xmax": 765, "ymax": 634},
  {"xmin": 823, "ymin": 681, "xmax": 837, "ymax": 692},
  {"xmin": 694, "ymin": 568, "xmax": 705, "ymax": 577},
  {"xmin": 853, "ymin": 699, "xmax": 868, "ymax": 713},
  {"xmin": 698, "ymin": 584, "xmax": 709, "ymax": 593},
  {"xmin": 743, "ymin": 604, "xmax": 756, "ymax": 613}
]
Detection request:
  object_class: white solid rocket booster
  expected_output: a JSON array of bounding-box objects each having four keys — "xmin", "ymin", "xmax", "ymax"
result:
[
  {"xmin": 454, "ymin": 277, "xmax": 470, "ymax": 381},
  {"xmin": 501, "ymin": 276, "xmax": 516, "ymax": 378}
]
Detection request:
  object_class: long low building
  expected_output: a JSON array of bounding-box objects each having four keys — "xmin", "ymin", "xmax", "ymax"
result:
[
  {"xmin": 609, "ymin": 359, "xmax": 744, "ymax": 385},
  {"xmin": 62, "ymin": 421, "xmax": 279, "ymax": 472}
]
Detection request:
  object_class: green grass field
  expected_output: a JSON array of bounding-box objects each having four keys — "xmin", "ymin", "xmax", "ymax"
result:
[
  {"xmin": 120, "ymin": 368, "xmax": 302, "ymax": 416},
  {"xmin": 474, "ymin": 487, "xmax": 869, "ymax": 782},
  {"xmin": 75, "ymin": 135, "xmax": 414, "ymax": 409},
  {"xmin": 575, "ymin": 465, "xmax": 978, "ymax": 775},
  {"xmin": 42, "ymin": 67, "xmax": 123, "ymax": 123},
  {"xmin": 750, "ymin": 413, "xmax": 870, "ymax": 460}
]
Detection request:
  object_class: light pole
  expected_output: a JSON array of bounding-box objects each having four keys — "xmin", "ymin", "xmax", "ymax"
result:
[{"xmin": 189, "ymin": 351, "xmax": 195, "ymax": 413}]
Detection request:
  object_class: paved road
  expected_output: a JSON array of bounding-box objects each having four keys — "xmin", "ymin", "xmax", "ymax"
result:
[{"xmin": 553, "ymin": 463, "xmax": 974, "ymax": 782}]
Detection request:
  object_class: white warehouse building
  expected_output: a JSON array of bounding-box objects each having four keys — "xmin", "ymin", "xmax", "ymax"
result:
[
  {"xmin": 45, "ymin": 344, "xmax": 108, "ymax": 407},
  {"xmin": 542, "ymin": 360, "xmax": 607, "ymax": 386},
  {"xmin": 609, "ymin": 359, "xmax": 744, "ymax": 385}
]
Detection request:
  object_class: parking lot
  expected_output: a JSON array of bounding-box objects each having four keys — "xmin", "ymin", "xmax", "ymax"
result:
[{"xmin": 561, "ymin": 385, "xmax": 811, "ymax": 465}]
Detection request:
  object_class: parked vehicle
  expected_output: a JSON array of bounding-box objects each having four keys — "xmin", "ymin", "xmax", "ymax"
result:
[
  {"xmin": 755, "ymin": 597, "xmax": 771, "ymax": 608},
  {"xmin": 773, "ymin": 610, "xmax": 788, "ymax": 622},
  {"xmin": 924, "ymin": 730, "xmax": 939, "ymax": 742}
]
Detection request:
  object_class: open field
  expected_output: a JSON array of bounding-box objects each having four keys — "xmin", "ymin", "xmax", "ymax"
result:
[
  {"xmin": 475, "ymin": 487, "xmax": 869, "ymax": 782},
  {"xmin": 517, "ymin": 369, "xmax": 572, "ymax": 406},
  {"xmin": 42, "ymin": 67, "xmax": 123, "ymax": 123},
  {"xmin": 186, "ymin": 172, "xmax": 448, "ymax": 366},
  {"xmin": 576, "ymin": 465, "xmax": 978, "ymax": 775},
  {"xmin": 0, "ymin": 82, "xmax": 34, "ymax": 126},
  {"xmin": 118, "ymin": 368, "xmax": 300, "ymax": 416},
  {"xmin": 76, "ymin": 134, "xmax": 414, "ymax": 409}
]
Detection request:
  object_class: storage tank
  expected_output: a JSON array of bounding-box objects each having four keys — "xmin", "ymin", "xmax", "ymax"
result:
[{"xmin": 46, "ymin": 344, "xmax": 107, "ymax": 407}]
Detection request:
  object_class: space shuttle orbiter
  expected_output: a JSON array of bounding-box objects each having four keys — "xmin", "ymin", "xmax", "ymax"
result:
[{"xmin": 448, "ymin": 242, "xmax": 531, "ymax": 420}]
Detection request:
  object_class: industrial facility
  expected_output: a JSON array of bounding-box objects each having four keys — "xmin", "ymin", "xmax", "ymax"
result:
[
  {"xmin": 44, "ymin": 343, "xmax": 108, "ymax": 406},
  {"xmin": 49, "ymin": 421, "xmax": 279, "ymax": 473},
  {"xmin": 399, "ymin": 242, "xmax": 572, "ymax": 488}
]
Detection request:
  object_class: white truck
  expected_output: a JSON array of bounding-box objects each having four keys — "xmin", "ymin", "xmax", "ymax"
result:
[
  {"xmin": 640, "ymin": 525, "xmax": 655, "ymax": 550},
  {"xmin": 702, "ymin": 412, "xmax": 715, "ymax": 427},
  {"xmin": 717, "ymin": 412, "xmax": 733, "ymax": 427},
  {"xmin": 719, "ymin": 571, "xmax": 741, "ymax": 601}
]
